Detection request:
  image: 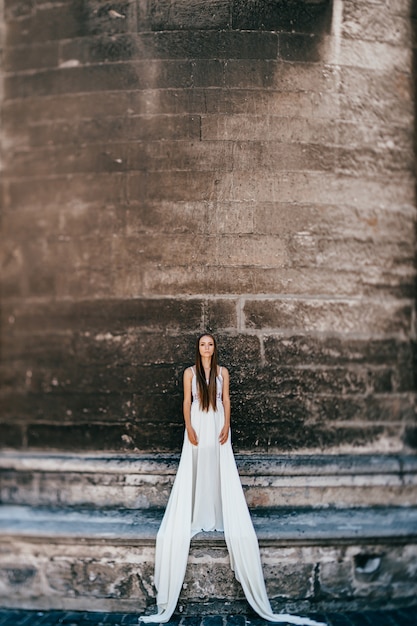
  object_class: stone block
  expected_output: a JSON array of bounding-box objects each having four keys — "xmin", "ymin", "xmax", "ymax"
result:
[
  {"xmin": 403, "ymin": 423, "xmax": 417, "ymax": 450},
  {"xmin": 4, "ymin": 60, "xmax": 194, "ymax": 100},
  {"xmin": 0, "ymin": 424, "xmax": 23, "ymax": 448},
  {"xmin": 224, "ymin": 60, "xmax": 338, "ymax": 92},
  {"xmin": 339, "ymin": 66, "xmax": 413, "ymax": 109},
  {"xmin": 280, "ymin": 33, "xmax": 323, "ymax": 63},
  {"xmin": 62, "ymin": 34, "xmax": 138, "ymax": 66},
  {"xmin": 49, "ymin": 559, "xmax": 144, "ymax": 599},
  {"xmin": 210, "ymin": 266, "xmax": 337, "ymax": 297},
  {"xmin": 217, "ymin": 171, "xmax": 414, "ymax": 208},
  {"xmin": 6, "ymin": 173, "xmax": 127, "ymax": 211},
  {"xmin": 207, "ymin": 202, "xmax": 254, "ymax": 235},
  {"xmin": 319, "ymin": 560, "xmax": 355, "ymax": 599},
  {"xmin": 253, "ymin": 201, "xmax": 416, "ymax": 242},
  {"xmin": 254, "ymin": 365, "xmax": 369, "ymax": 396},
  {"xmin": 2, "ymin": 88, "xmax": 338, "ymax": 130},
  {"xmin": 3, "ymin": 0, "xmax": 33, "ymax": 20},
  {"xmin": 258, "ymin": 423, "xmax": 393, "ymax": 454},
  {"xmin": 7, "ymin": 145, "xmax": 124, "ymax": 178},
  {"xmin": 2, "ymin": 93, "xmax": 133, "ymax": 130},
  {"xmin": 230, "ymin": 390, "xmax": 402, "ymax": 452},
  {"xmin": 72, "ymin": 330, "xmax": 195, "ymax": 367},
  {"xmin": 232, "ymin": 0, "xmax": 331, "ymax": 32},
  {"xmin": 6, "ymin": 298, "xmax": 203, "ymax": 333},
  {"xmin": 201, "ymin": 115, "xmax": 336, "ymax": 144},
  {"xmin": 128, "ymin": 171, "xmax": 217, "ymax": 202},
  {"xmin": 218, "ymin": 31, "xmax": 278, "ymax": 59},
  {"xmin": 204, "ymin": 299, "xmax": 238, "ymax": 331},
  {"xmin": 215, "ymin": 334, "xmax": 262, "ymax": 369},
  {"xmin": 231, "ymin": 141, "xmax": 335, "ymax": 172},
  {"xmin": 5, "ymin": 5, "xmax": 83, "ymax": 45},
  {"xmin": 142, "ymin": 31, "xmax": 224, "ymax": 60},
  {"xmin": 142, "ymin": 265, "xmax": 218, "ymax": 296},
  {"xmin": 217, "ymin": 234, "xmax": 288, "ymax": 267},
  {"xmin": 125, "ymin": 201, "xmax": 209, "ymax": 235},
  {"xmin": 336, "ymin": 145, "xmax": 414, "ymax": 177},
  {"xmin": 4, "ymin": 41, "xmax": 59, "ymax": 72},
  {"xmin": 339, "ymin": 89, "xmax": 413, "ymax": 128},
  {"xmin": 263, "ymin": 559, "xmax": 315, "ymax": 599},
  {"xmin": 0, "ymin": 565, "xmax": 41, "ymax": 597},
  {"xmin": 25, "ymin": 418, "xmax": 186, "ymax": 452},
  {"xmin": 14, "ymin": 361, "xmax": 177, "ymax": 397},
  {"xmin": 243, "ymin": 298, "xmax": 412, "ymax": 336},
  {"xmin": 112, "ymin": 233, "xmax": 214, "ymax": 268},
  {"xmin": 289, "ymin": 238, "xmax": 414, "ymax": 274},
  {"xmin": 183, "ymin": 554, "xmax": 241, "ymax": 601},
  {"xmin": 128, "ymin": 88, "xmax": 207, "ymax": 115},
  {"xmin": 149, "ymin": 0, "xmax": 230, "ymax": 31},
  {"xmin": 27, "ymin": 115, "xmax": 200, "ymax": 148},
  {"xmin": 263, "ymin": 335, "xmax": 411, "ymax": 367},
  {"xmin": 323, "ymin": 37, "xmax": 412, "ymax": 74},
  {"xmin": 202, "ymin": 88, "xmax": 337, "ymax": 118},
  {"xmin": 319, "ymin": 545, "xmax": 417, "ymax": 602},
  {"xmin": 191, "ymin": 60, "xmax": 225, "ymax": 88},
  {"xmin": 128, "ymin": 141, "xmax": 233, "ymax": 174},
  {"xmin": 25, "ymin": 423, "xmax": 133, "ymax": 451},
  {"xmin": 81, "ymin": 1, "xmax": 137, "ymax": 37},
  {"xmin": 342, "ymin": 1, "xmax": 412, "ymax": 46},
  {"xmin": 0, "ymin": 539, "xmax": 156, "ymax": 611},
  {"xmin": 1, "ymin": 330, "xmax": 74, "ymax": 363}
]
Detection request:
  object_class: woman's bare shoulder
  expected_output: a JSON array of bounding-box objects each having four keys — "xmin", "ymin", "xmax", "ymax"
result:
[
  {"xmin": 219, "ymin": 365, "xmax": 229, "ymax": 376},
  {"xmin": 184, "ymin": 366, "xmax": 194, "ymax": 380}
]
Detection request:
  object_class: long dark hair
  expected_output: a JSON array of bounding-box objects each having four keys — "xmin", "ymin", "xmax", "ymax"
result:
[{"xmin": 195, "ymin": 333, "xmax": 219, "ymax": 411}]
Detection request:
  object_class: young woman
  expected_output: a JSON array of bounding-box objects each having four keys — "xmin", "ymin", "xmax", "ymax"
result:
[{"xmin": 140, "ymin": 334, "xmax": 325, "ymax": 626}]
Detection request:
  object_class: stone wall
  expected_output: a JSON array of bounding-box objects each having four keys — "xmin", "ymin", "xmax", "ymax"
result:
[{"xmin": 1, "ymin": 0, "xmax": 416, "ymax": 454}]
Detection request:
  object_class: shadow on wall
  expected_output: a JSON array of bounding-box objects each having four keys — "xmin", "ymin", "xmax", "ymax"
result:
[{"xmin": 72, "ymin": 0, "xmax": 333, "ymax": 64}]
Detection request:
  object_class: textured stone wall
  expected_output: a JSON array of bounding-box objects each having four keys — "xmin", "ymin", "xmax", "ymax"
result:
[
  {"xmin": 1, "ymin": 0, "xmax": 416, "ymax": 453},
  {"xmin": 0, "ymin": 531, "xmax": 416, "ymax": 613}
]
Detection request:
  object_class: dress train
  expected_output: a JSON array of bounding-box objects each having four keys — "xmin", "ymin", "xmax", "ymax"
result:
[{"xmin": 139, "ymin": 429, "xmax": 326, "ymax": 626}]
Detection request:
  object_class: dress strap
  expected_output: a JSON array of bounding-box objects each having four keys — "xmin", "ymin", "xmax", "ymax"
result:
[
  {"xmin": 219, "ymin": 366, "xmax": 222, "ymax": 376},
  {"xmin": 190, "ymin": 366, "xmax": 195, "ymax": 375}
]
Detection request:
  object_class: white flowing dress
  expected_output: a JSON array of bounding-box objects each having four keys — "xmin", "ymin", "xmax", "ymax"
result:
[{"xmin": 140, "ymin": 368, "xmax": 325, "ymax": 626}]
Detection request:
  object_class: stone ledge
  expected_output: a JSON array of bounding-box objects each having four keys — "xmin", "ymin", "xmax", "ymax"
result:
[
  {"xmin": 0, "ymin": 505, "xmax": 416, "ymax": 546},
  {"xmin": 3, "ymin": 451, "xmax": 417, "ymax": 475},
  {"xmin": 1, "ymin": 452, "xmax": 416, "ymax": 509},
  {"xmin": 0, "ymin": 505, "xmax": 416, "ymax": 614}
]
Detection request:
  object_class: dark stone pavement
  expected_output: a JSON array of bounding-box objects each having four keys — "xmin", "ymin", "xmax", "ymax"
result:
[{"xmin": 0, "ymin": 608, "xmax": 416, "ymax": 626}]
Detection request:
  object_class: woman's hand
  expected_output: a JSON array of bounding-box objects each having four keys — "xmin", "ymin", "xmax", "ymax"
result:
[
  {"xmin": 219, "ymin": 424, "xmax": 230, "ymax": 445},
  {"xmin": 187, "ymin": 426, "xmax": 198, "ymax": 446}
]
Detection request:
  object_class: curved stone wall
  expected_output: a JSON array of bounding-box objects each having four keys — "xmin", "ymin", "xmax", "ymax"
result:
[{"xmin": 1, "ymin": 0, "xmax": 416, "ymax": 453}]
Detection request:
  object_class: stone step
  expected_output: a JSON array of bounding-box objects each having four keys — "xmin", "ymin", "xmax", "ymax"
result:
[
  {"xmin": 1, "ymin": 452, "xmax": 416, "ymax": 509},
  {"xmin": 0, "ymin": 504, "xmax": 416, "ymax": 615}
]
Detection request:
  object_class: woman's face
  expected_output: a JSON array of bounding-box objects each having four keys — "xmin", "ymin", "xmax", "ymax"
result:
[{"xmin": 199, "ymin": 335, "xmax": 215, "ymax": 359}]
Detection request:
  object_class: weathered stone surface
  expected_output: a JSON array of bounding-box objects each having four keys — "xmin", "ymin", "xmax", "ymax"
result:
[
  {"xmin": 0, "ymin": 505, "xmax": 416, "ymax": 613},
  {"xmin": 1, "ymin": 0, "xmax": 416, "ymax": 457},
  {"xmin": 149, "ymin": 0, "xmax": 231, "ymax": 31},
  {"xmin": 26, "ymin": 116, "xmax": 201, "ymax": 147},
  {"xmin": 232, "ymin": 0, "xmax": 331, "ymax": 32},
  {"xmin": 342, "ymin": 0, "xmax": 413, "ymax": 46},
  {"xmin": 3, "ymin": 299, "xmax": 203, "ymax": 333},
  {"xmin": 3, "ymin": 453, "xmax": 416, "ymax": 509},
  {"xmin": 243, "ymin": 298, "xmax": 413, "ymax": 335},
  {"xmin": 0, "ymin": 424, "xmax": 23, "ymax": 448}
]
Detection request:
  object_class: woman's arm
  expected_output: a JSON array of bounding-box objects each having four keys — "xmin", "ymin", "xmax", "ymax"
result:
[
  {"xmin": 183, "ymin": 368, "xmax": 198, "ymax": 446},
  {"xmin": 219, "ymin": 367, "xmax": 230, "ymax": 445}
]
